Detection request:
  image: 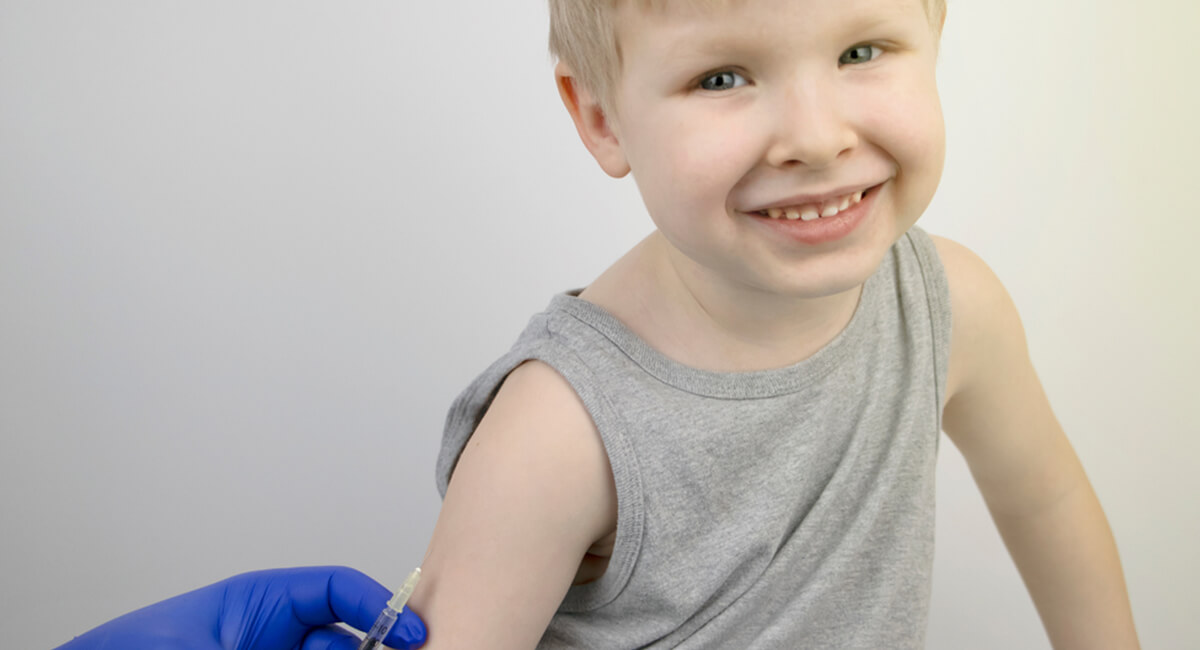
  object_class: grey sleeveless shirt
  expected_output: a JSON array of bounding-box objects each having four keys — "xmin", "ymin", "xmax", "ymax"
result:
[{"xmin": 435, "ymin": 226, "xmax": 951, "ymax": 648}]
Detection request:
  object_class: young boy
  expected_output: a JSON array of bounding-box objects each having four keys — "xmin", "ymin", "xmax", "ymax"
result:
[{"xmin": 406, "ymin": 0, "xmax": 1140, "ymax": 647}]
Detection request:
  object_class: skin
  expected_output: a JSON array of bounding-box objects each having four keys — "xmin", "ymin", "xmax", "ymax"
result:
[{"xmin": 406, "ymin": 0, "xmax": 1141, "ymax": 647}]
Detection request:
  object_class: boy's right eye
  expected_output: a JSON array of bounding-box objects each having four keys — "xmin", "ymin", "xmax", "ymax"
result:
[{"xmin": 698, "ymin": 71, "xmax": 748, "ymax": 92}]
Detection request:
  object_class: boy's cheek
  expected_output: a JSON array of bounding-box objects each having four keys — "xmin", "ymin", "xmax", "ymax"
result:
[
  {"xmin": 859, "ymin": 82, "xmax": 944, "ymax": 148},
  {"xmin": 627, "ymin": 131, "xmax": 748, "ymax": 198}
]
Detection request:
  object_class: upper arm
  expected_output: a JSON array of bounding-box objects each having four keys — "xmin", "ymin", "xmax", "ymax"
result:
[
  {"xmin": 933, "ymin": 235, "xmax": 1086, "ymax": 516},
  {"xmin": 406, "ymin": 359, "xmax": 617, "ymax": 649}
]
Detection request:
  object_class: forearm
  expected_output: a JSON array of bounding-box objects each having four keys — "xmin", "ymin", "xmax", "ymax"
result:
[{"xmin": 988, "ymin": 474, "xmax": 1139, "ymax": 650}]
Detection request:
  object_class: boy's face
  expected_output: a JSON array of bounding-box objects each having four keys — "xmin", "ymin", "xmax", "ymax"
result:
[{"xmin": 592, "ymin": 0, "xmax": 945, "ymax": 299}]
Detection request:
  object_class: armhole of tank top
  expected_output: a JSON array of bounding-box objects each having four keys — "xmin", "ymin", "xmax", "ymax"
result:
[
  {"xmin": 436, "ymin": 317, "xmax": 645, "ymax": 612},
  {"xmin": 903, "ymin": 226, "xmax": 952, "ymax": 438},
  {"xmin": 534, "ymin": 337, "xmax": 645, "ymax": 612}
]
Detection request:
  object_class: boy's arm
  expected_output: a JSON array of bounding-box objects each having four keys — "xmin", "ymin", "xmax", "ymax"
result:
[
  {"xmin": 933, "ymin": 236, "xmax": 1140, "ymax": 649},
  {"xmin": 406, "ymin": 359, "xmax": 618, "ymax": 649}
]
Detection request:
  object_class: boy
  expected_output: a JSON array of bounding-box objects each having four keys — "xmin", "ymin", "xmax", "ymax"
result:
[{"xmin": 406, "ymin": 0, "xmax": 1140, "ymax": 647}]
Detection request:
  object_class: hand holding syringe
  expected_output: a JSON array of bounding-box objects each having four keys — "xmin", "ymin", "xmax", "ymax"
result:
[{"xmin": 357, "ymin": 567, "xmax": 422, "ymax": 650}]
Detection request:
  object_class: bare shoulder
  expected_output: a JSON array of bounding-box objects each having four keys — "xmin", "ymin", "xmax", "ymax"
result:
[
  {"xmin": 928, "ymin": 234, "xmax": 1029, "ymax": 414},
  {"xmin": 921, "ymin": 235, "xmax": 1065, "ymax": 489},
  {"xmin": 408, "ymin": 359, "xmax": 618, "ymax": 649},
  {"xmin": 927, "ymin": 238, "xmax": 1088, "ymax": 523}
]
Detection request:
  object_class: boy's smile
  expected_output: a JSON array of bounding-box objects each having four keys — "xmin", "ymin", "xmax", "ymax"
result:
[
  {"xmin": 589, "ymin": 0, "xmax": 945, "ymax": 301},
  {"xmin": 745, "ymin": 180, "xmax": 884, "ymax": 246}
]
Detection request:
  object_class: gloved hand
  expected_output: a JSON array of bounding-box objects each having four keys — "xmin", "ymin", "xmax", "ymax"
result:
[{"xmin": 57, "ymin": 565, "xmax": 427, "ymax": 650}]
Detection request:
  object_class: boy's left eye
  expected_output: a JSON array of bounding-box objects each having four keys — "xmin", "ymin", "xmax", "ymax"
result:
[
  {"xmin": 698, "ymin": 71, "xmax": 748, "ymax": 92},
  {"xmin": 840, "ymin": 44, "xmax": 884, "ymax": 65}
]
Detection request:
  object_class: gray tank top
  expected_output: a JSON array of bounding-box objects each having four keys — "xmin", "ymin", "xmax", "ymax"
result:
[{"xmin": 436, "ymin": 226, "xmax": 951, "ymax": 648}]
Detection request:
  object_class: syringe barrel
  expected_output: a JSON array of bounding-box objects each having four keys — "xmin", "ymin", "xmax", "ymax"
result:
[
  {"xmin": 357, "ymin": 567, "xmax": 420, "ymax": 650},
  {"xmin": 356, "ymin": 606, "xmax": 398, "ymax": 650}
]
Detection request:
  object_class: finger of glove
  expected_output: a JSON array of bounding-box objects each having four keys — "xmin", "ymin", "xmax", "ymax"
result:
[
  {"xmin": 299, "ymin": 625, "xmax": 361, "ymax": 650},
  {"xmin": 287, "ymin": 566, "xmax": 426, "ymax": 648}
]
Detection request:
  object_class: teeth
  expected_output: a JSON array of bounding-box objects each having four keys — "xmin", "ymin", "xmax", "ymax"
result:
[{"xmin": 758, "ymin": 187, "xmax": 868, "ymax": 220}]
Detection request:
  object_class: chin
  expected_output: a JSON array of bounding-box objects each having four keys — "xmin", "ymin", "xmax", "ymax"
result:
[{"xmin": 785, "ymin": 237, "xmax": 893, "ymax": 295}]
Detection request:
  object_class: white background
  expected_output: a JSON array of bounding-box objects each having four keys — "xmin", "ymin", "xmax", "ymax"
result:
[{"xmin": 2, "ymin": 1, "xmax": 1196, "ymax": 648}]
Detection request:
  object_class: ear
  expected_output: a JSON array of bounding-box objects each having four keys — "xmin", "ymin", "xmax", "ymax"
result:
[{"xmin": 555, "ymin": 61, "xmax": 630, "ymax": 179}]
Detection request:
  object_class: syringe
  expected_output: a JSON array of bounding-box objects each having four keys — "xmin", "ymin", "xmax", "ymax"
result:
[{"xmin": 357, "ymin": 567, "xmax": 422, "ymax": 650}]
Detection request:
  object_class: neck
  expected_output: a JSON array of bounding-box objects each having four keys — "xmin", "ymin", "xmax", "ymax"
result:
[{"xmin": 584, "ymin": 231, "xmax": 865, "ymax": 373}]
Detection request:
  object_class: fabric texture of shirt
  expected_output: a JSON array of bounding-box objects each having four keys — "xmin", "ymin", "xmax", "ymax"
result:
[{"xmin": 435, "ymin": 225, "xmax": 952, "ymax": 648}]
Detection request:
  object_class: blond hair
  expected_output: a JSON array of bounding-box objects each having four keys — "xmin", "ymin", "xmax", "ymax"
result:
[{"xmin": 548, "ymin": 0, "xmax": 947, "ymax": 116}]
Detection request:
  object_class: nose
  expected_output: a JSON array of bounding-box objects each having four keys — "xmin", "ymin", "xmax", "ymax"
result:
[{"xmin": 764, "ymin": 79, "xmax": 858, "ymax": 169}]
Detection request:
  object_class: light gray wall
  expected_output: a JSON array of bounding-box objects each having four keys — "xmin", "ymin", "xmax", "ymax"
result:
[{"xmin": 2, "ymin": 2, "xmax": 1195, "ymax": 648}]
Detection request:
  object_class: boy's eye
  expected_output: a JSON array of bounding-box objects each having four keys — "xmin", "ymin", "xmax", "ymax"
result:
[
  {"xmin": 840, "ymin": 44, "xmax": 884, "ymax": 65},
  {"xmin": 698, "ymin": 71, "xmax": 748, "ymax": 92}
]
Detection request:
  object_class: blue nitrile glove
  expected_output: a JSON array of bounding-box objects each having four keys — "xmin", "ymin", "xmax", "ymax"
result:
[{"xmin": 56, "ymin": 565, "xmax": 427, "ymax": 650}]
